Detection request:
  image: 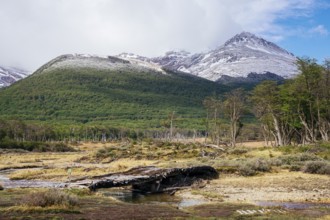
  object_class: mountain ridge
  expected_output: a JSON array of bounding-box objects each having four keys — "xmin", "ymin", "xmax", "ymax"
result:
[
  {"xmin": 0, "ymin": 66, "xmax": 29, "ymax": 88},
  {"xmin": 119, "ymin": 32, "xmax": 298, "ymax": 82},
  {"xmin": 1, "ymin": 31, "xmax": 298, "ymax": 87}
]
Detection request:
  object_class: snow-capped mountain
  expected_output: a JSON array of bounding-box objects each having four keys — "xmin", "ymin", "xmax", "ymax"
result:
[
  {"xmin": 33, "ymin": 53, "xmax": 166, "ymax": 76},
  {"xmin": 27, "ymin": 31, "xmax": 297, "ymax": 84},
  {"xmin": 0, "ymin": 66, "xmax": 29, "ymax": 88},
  {"xmin": 118, "ymin": 32, "xmax": 298, "ymax": 82}
]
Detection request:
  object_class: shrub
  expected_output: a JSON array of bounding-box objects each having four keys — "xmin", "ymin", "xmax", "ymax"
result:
[
  {"xmin": 95, "ymin": 147, "xmax": 117, "ymax": 159},
  {"xmin": 20, "ymin": 189, "xmax": 78, "ymax": 207},
  {"xmin": 289, "ymin": 164, "xmax": 302, "ymax": 172},
  {"xmin": 0, "ymin": 183, "xmax": 4, "ymax": 190},
  {"xmin": 239, "ymin": 162, "xmax": 257, "ymax": 176},
  {"xmin": 239, "ymin": 159, "xmax": 271, "ymax": 176},
  {"xmin": 51, "ymin": 143, "xmax": 76, "ymax": 152},
  {"xmin": 0, "ymin": 140, "xmax": 75, "ymax": 152},
  {"xmin": 278, "ymin": 153, "xmax": 321, "ymax": 165},
  {"xmin": 277, "ymin": 143, "xmax": 330, "ymax": 157},
  {"xmin": 302, "ymin": 161, "xmax": 330, "ymax": 175},
  {"xmin": 228, "ymin": 148, "xmax": 249, "ymax": 155},
  {"xmin": 254, "ymin": 159, "xmax": 271, "ymax": 172}
]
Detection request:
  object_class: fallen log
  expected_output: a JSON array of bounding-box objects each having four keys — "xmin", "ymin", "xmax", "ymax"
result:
[{"xmin": 88, "ymin": 166, "xmax": 218, "ymax": 193}]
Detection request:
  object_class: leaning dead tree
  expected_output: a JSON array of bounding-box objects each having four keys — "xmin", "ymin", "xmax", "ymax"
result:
[{"xmin": 86, "ymin": 166, "xmax": 219, "ymax": 193}]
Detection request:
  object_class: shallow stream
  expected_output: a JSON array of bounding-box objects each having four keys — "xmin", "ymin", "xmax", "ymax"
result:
[{"xmin": 0, "ymin": 168, "xmax": 64, "ymax": 188}]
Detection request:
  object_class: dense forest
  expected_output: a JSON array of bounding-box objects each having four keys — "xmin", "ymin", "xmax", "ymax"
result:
[{"xmin": 0, "ymin": 67, "xmax": 229, "ymax": 129}]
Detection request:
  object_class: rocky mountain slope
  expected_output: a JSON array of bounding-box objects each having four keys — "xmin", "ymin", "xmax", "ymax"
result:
[
  {"xmin": 0, "ymin": 66, "xmax": 29, "ymax": 88},
  {"xmin": 119, "ymin": 32, "xmax": 298, "ymax": 82}
]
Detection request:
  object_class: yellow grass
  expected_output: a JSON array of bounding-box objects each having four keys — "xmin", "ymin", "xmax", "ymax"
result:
[
  {"xmin": 246, "ymin": 148, "xmax": 282, "ymax": 158},
  {"xmin": 0, "ymin": 205, "xmax": 79, "ymax": 213},
  {"xmin": 215, "ymin": 170, "xmax": 330, "ymax": 190}
]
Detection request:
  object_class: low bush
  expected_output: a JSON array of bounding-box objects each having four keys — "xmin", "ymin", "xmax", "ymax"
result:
[
  {"xmin": 0, "ymin": 140, "xmax": 75, "ymax": 152},
  {"xmin": 0, "ymin": 183, "xmax": 3, "ymax": 190},
  {"xmin": 239, "ymin": 158, "xmax": 271, "ymax": 176},
  {"xmin": 277, "ymin": 143, "xmax": 330, "ymax": 157},
  {"xmin": 228, "ymin": 148, "xmax": 249, "ymax": 155},
  {"xmin": 95, "ymin": 147, "xmax": 120, "ymax": 159},
  {"xmin": 20, "ymin": 189, "xmax": 78, "ymax": 207},
  {"xmin": 302, "ymin": 161, "xmax": 330, "ymax": 175},
  {"xmin": 288, "ymin": 164, "xmax": 302, "ymax": 172},
  {"xmin": 239, "ymin": 162, "xmax": 257, "ymax": 176},
  {"xmin": 278, "ymin": 153, "xmax": 321, "ymax": 166}
]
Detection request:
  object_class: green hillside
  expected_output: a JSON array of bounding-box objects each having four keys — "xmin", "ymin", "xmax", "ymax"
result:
[{"xmin": 0, "ymin": 65, "xmax": 229, "ymax": 129}]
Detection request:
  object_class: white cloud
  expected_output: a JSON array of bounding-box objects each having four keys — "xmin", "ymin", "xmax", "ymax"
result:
[
  {"xmin": 309, "ymin": 25, "xmax": 329, "ymax": 36},
  {"xmin": 0, "ymin": 0, "xmax": 318, "ymax": 71}
]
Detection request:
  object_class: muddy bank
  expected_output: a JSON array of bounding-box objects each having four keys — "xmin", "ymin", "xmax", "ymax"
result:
[{"xmin": 87, "ymin": 166, "xmax": 218, "ymax": 193}]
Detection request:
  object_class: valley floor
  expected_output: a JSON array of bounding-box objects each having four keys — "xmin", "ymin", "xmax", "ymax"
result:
[{"xmin": 0, "ymin": 141, "xmax": 329, "ymax": 219}]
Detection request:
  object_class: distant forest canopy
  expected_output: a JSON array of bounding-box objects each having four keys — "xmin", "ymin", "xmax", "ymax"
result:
[{"xmin": 0, "ymin": 58, "xmax": 329, "ymax": 146}]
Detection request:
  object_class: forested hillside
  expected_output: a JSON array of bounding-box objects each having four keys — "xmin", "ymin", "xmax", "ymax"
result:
[{"xmin": 0, "ymin": 65, "xmax": 228, "ymax": 130}]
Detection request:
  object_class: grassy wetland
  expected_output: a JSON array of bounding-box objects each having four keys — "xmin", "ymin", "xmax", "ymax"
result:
[{"xmin": 0, "ymin": 140, "xmax": 329, "ymax": 219}]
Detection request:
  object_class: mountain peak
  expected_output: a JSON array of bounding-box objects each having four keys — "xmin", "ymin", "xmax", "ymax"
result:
[
  {"xmin": 222, "ymin": 31, "xmax": 293, "ymax": 57},
  {"xmin": 224, "ymin": 31, "xmax": 257, "ymax": 46},
  {"xmin": 149, "ymin": 31, "xmax": 297, "ymax": 81}
]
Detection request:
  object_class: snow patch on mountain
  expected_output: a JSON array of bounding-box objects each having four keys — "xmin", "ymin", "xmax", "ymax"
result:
[
  {"xmin": 37, "ymin": 54, "xmax": 166, "ymax": 75},
  {"xmin": 150, "ymin": 32, "xmax": 298, "ymax": 81},
  {"xmin": 30, "ymin": 31, "xmax": 298, "ymax": 83},
  {"xmin": 0, "ymin": 66, "xmax": 29, "ymax": 88},
  {"xmin": 117, "ymin": 53, "xmax": 166, "ymax": 74}
]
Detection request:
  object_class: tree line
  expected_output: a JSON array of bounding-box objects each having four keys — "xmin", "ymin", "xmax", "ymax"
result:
[{"xmin": 0, "ymin": 119, "xmax": 208, "ymax": 143}]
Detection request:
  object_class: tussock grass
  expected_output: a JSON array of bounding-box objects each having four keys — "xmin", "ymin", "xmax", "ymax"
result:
[
  {"xmin": 0, "ymin": 189, "xmax": 80, "ymax": 214},
  {"xmin": 1, "ymin": 205, "xmax": 80, "ymax": 214},
  {"xmin": 20, "ymin": 189, "xmax": 78, "ymax": 208}
]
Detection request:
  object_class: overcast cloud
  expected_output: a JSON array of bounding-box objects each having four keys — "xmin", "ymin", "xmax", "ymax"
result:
[{"xmin": 0, "ymin": 0, "xmax": 320, "ymax": 71}]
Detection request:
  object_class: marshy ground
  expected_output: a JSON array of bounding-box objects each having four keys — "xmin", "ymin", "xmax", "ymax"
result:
[{"xmin": 0, "ymin": 140, "xmax": 329, "ymax": 219}]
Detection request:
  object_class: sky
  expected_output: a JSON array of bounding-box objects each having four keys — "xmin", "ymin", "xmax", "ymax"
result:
[{"xmin": 0, "ymin": 0, "xmax": 329, "ymax": 72}]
